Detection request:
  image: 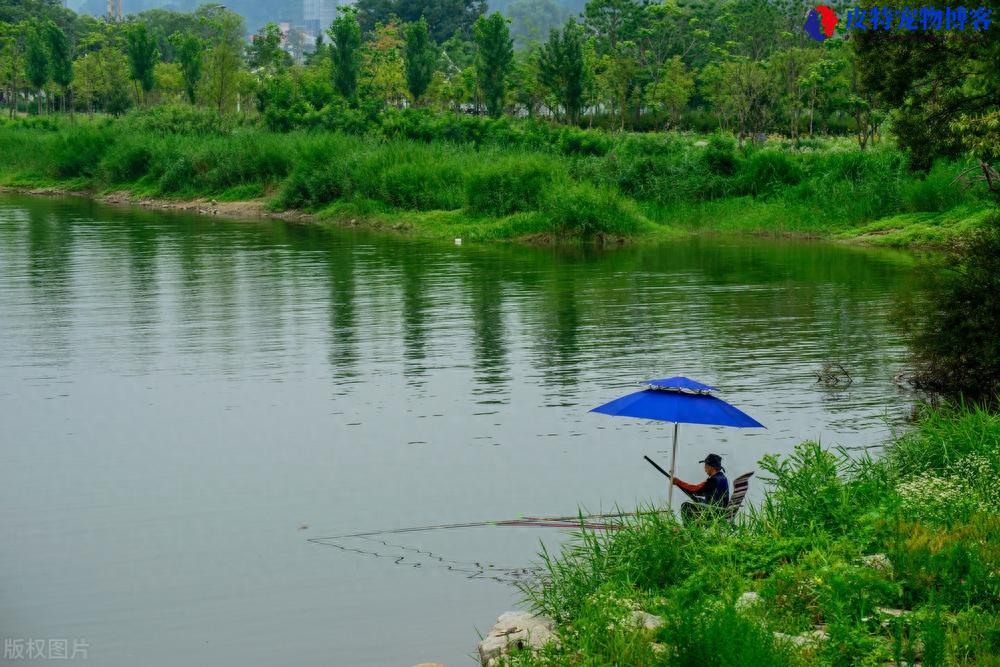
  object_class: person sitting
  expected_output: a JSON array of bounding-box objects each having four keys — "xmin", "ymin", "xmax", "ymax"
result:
[{"xmin": 672, "ymin": 453, "xmax": 730, "ymax": 523}]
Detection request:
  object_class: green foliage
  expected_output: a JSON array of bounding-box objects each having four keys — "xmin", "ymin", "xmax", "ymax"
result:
[
  {"xmin": 543, "ymin": 182, "xmax": 647, "ymax": 239},
  {"xmin": 276, "ymin": 135, "xmax": 465, "ymax": 212},
  {"xmin": 473, "ymin": 12, "xmax": 514, "ymax": 119},
  {"xmin": 122, "ymin": 104, "xmax": 239, "ymax": 135},
  {"xmin": 703, "ymin": 133, "xmax": 739, "ymax": 176},
  {"xmin": 125, "ymin": 23, "xmax": 159, "ymax": 99},
  {"xmin": 49, "ymin": 126, "xmax": 112, "ymax": 178},
  {"xmin": 465, "ymin": 155, "xmax": 555, "ymax": 216},
  {"xmin": 403, "ymin": 18, "xmax": 435, "ymax": 104},
  {"xmin": 901, "ymin": 225, "xmax": 1000, "ymax": 406},
  {"xmin": 739, "ymin": 150, "xmax": 803, "ymax": 198},
  {"xmin": 328, "ymin": 6, "xmax": 362, "ymax": 103},
  {"xmin": 25, "ymin": 25, "xmax": 49, "ymax": 94},
  {"xmin": 170, "ymin": 31, "xmax": 203, "ymax": 105},
  {"xmin": 247, "ymin": 23, "xmax": 287, "ymax": 71},
  {"xmin": 539, "ymin": 19, "xmax": 585, "ymax": 124},
  {"xmin": 514, "ymin": 404, "xmax": 1000, "ymax": 666},
  {"xmin": 853, "ymin": 0, "xmax": 1000, "ymax": 170},
  {"xmin": 356, "ymin": 0, "xmax": 487, "ymax": 43},
  {"xmin": 44, "ymin": 21, "xmax": 71, "ymax": 93},
  {"xmin": 666, "ymin": 604, "xmax": 798, "ymax": 666}
]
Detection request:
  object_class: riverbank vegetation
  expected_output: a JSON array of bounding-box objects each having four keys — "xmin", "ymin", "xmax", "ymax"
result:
[
  {"xmin": 2, "ymin": 0, "xmax": 997, "ymax": 244},
  {"xmin": 506, "ymin": 404, "xmax": 1000, "ymax": 666},
  {"xmin": 0, "ymin": 110, "xmax": 992, "ymax": 244}
]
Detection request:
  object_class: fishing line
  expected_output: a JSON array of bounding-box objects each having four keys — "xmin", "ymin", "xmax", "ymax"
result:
[
  {"xmin": 307, "ymin": 509, "xmax": 649, "ymax": 542},
  {"xmin": 310, "ymin": 534, "xmax": 542, "ymax": 583}
]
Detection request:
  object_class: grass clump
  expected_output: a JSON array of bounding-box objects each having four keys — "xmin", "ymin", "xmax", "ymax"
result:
[
  {"xmin": 465, "ymin": 155, "xmax": 557, "ymax": 217},
  {"xmin": 510, "ymin": 405, "xmax": 1000, "ymax": 666},
  {"xmin": 0, "ymin": 113, "xmax": 993, "ymax": 244}
]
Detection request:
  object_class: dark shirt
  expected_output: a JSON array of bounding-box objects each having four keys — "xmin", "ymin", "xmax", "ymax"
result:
[{"xmin": 694, "ymin": 471, "xmax": 730, "ymax": 507}]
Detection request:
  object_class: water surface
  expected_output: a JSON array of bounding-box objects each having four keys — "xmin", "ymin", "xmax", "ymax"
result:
[{"xmin": 0, "ymin": 194, "xmax": 916, "ymax": 665}]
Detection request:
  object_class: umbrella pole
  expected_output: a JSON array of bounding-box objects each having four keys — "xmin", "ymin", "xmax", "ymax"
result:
[{"xmin": 668, "ymin": 422, "xmax": 679, "ymax": 511}]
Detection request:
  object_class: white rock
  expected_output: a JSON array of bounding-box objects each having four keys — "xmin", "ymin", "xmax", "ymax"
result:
[
  {"xmin": 773, "ymin": 629, "xmax": 828, "ymax": 647},
  {"xmin": 627, "ymin": 611, "xmax": 665, "ymax": 631},
  {"xmin": 736, "ymin": 591, "xmax": 762, "ymax": 612},
  {"xmin": 861, "ymin": 553, "xmax": 893, "ymax": 572},
  {"xmin": 478, "ymin": 612, "xmax": 556, "ymax": 666},
  {"xmin": 694, "ymin": 140, "xmax": 708, "ymax": 147}
]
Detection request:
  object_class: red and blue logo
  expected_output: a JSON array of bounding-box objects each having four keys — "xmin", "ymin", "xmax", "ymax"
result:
[{"xmin": 804, "ymin": 5, "xmax": 839, "ymax": 41}]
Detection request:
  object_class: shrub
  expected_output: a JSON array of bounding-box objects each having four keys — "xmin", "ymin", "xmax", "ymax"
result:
[
  {"xmin": 900, "ymin": 224, "xmax": 1000, "ymax": 406},
  {"xmin": 378, "ymin": 159, "xmax": 464, "ymax": 210},
  {"xmin": 542, "ymin": 182, "xmax": 648, "ymax": 238},
  {"xmin": 703, "ymin": 133, "xmax": 740, "ymax": 176},
  {"xmin": 100, "ymin": 136, "xmax": 152, "ymax": 183},
  {"xmin": 900, "ymin": 160, "xmax": 974, "ymax": 212},
  {"xmin": 123, "ymin": 104, "xmax": 238, "ymax": 135},
  {"xmin": 465, "ymin": 157, "xmax": 554, "ymax": 216},
  {"xmin": 739, "ymin": 150, "xmax": 803, "ymax": 197},
  {"xmin": 50, "ymin": 127, "xmax": 114, "ymax": 178},
  {"xmin": 666, "ymin": 605, "xmax": 797, "ymax": 666},
  {"xmin": 157, "ymin": 155, "xmax": 197, "ymax": 194}
]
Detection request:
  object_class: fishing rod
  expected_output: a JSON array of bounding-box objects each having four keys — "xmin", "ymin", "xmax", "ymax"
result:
[{"xmin": 644, "ymin": 455, "xmax": 700, "ymax": 502}]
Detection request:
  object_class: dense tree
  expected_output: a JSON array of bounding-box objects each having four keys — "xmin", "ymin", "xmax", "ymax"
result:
[
  {"xmin": 356, "ymin": 0, "xmax": 487, "ymax": 43},
  {"xmin": 125, "ymin": 22, "xmax": 158, "ymax": 105},
  {"xmin": 473, "ymin": 12, "xmax": 513, "ymax": 118},
  {"xmin": 404, "ymin": 17, "xmax": 435, "ymax": 105},
  {"xmin": 247, "ymin": 22, "xmax": 288, "ymax": 72},
  {"xmin": 506, "ymin": 0, "xmax": 570, "ymax": 49},
  {"xmin": 360, "ymin": 20, "xmax": 407, "ymax": 106},
  {"xmin": 170, "ymin": 31, "xmax": 202, "ymax": 104},
  {"xmin": 44, "ymin": 21, "xmax": 72, "ymax": 112},
  {"xmin": 72, "ymin": 44, "xmax": 131, "ymax": 115},
  {"xmin": 328, "ymin": 6, "xmax": 361, "ymax": 102},
  {"xmin": 853, "ymin": 0, "xmax": 1000, "ymax": 171},
  {"xmin": 510, "ymin": 47, "xmax": 545, "ymax": 117},
  {"xmin": 646, "ymin": 55, "xmax": 693, "ymax": 130},
  {"xmin": 24, "ymin": 25, "xmax": 48, "ymax": 114},
  {"xmin": 201, "ymin": 7, "xmax": 245, "ymax": 115},
  {"xmin": 582, "ymin": 0, "xmax": 645, "ymax": 54},
  {"xmin": 538, "ymin": 19, "xmax": 584, "ymax": 123}
]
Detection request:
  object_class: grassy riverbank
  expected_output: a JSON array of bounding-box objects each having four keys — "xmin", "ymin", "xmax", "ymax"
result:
[
  {"xmin": 507, "ymin": 405, "xmax": 1000, "ymax": 666},
  {"xmin": 0, "ymin": 111, "xmax": 992, "ymax": 245}
]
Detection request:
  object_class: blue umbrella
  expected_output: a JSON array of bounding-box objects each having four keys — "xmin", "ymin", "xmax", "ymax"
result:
[{"xmin": 591, "ymin": 377, "xmax": 765, "ymax": 509}]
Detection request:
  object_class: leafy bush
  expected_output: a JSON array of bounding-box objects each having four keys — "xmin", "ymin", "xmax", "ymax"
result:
[
  {"xmin": 465, "ymin": 156, "xmax": 555, "ymax": 216},
  {"xmin": 739, "ymin": 150, "xmax": 804, "ymax": 197},
  {"xmin": 123, "ymin": 104, "xmax": 239, "ymax": 135},
  {"xmin": 542, "ymin": 182, "xmax": 648, "ymax": 238},
  {"xmin": 100, "ymin": 136, "xmax": 152, "ymax": 183},
  {"xmin": 666, "ymin": 604, "xmax": 797, "ymax": 666},
  {"xmin": 900, "ymin": 160, "xmax": 975, "ymax": 212},
  {"xmin": 900, "ymin": 225, "xmax": 1000, "ymax": 406},
  {"xmin": 50, "ymin": 127, "xmax": 114, "ymax": 178},
  {"xmin": 703, "ymin": 133, "xmax": 740, "ymax": 176}
]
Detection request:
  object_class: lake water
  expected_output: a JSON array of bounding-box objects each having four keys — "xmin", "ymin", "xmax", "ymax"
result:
[{"xmin": 0, "ymin": 194, "xmax": 917, "ymax": 666}]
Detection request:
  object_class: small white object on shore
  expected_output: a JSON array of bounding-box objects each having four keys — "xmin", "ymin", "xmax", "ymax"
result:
[
  {"xmin": 478, "ymin": 612, "xmax": 556, "ymax": 666},
  {"xmin": 455, "ymin": 238, "xmax": 463, "ymax": 246}
]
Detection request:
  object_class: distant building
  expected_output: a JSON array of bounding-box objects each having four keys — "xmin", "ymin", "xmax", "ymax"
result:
[{"xmin": 303, "ymin": 0, "xmax": 349, "ymax": 41}]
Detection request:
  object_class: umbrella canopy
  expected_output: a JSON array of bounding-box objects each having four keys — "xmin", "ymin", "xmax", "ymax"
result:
[{"xmin": 590, "ymin": 376, "xmax": 764, "ymax": 509}]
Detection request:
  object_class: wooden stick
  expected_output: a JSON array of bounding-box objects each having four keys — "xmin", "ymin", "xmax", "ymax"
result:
[{"xmin": 645, "ymin": 455, "xmax": 699, "ymax": 502}]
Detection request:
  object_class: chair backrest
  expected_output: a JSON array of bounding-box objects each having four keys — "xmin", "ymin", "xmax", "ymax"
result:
[{"xmin": 726, "ymin": 472, "xmax": 754, "ymax": 522}]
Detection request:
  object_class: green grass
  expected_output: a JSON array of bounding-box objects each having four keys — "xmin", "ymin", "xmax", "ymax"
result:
[
  {"xmin": 507, "ymin": 405, "xmax": 1000, "ymax": 666},
  {"xmin": 0, "ymin": 113, "xmax": 993, "ymax": 245}
]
